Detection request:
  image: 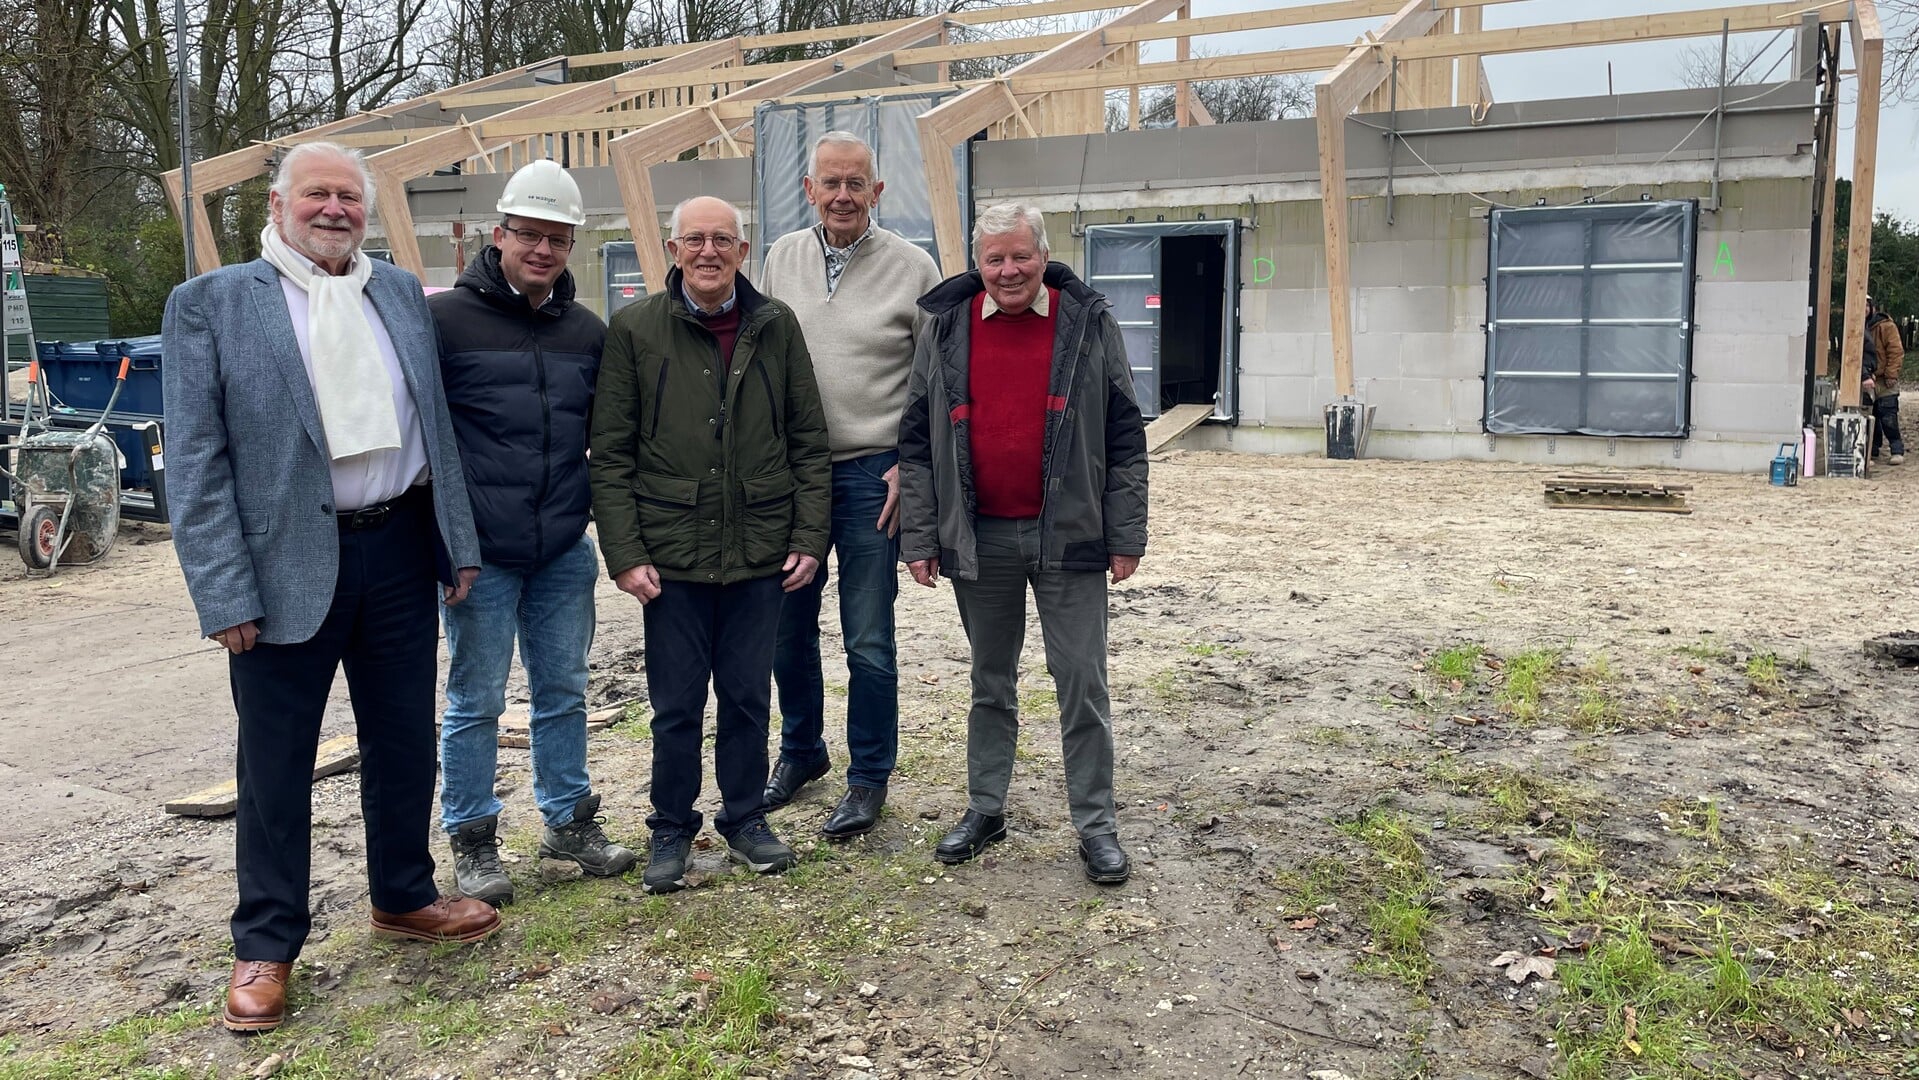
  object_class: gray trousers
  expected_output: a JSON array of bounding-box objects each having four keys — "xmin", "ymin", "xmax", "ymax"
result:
[{"xmin": 951, "ymin": 516, "xmax": 1118, "ymax": 838}]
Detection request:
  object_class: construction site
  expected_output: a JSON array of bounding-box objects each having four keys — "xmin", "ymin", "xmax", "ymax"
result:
[
  {"xmin": 157, "ymin": 0, "xmax": 1889, "ymax": 474},
  {"xmin": 2, "ymin": 2, "xmax": 1917, "ymax": 1079}
]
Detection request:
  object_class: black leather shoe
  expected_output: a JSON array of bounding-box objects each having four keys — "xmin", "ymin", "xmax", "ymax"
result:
[
  {"xmin": 1079, "ymin": 834, "xmax": 1131, "ymax": 884},
  {"xmin": 821, "ymin": 786, "xmax": 886, "ymax": 840},
  {"xmin": 935, "ymin": 810, "xmax": 1007, "ymax": 864},
  {"xmin": 763, "ymin": 756, "xmax": 830, "ymax": 811}
]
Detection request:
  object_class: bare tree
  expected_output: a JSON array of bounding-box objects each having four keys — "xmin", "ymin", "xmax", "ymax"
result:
[{"xmin": 1671, "ymin": 37, "xmax": 1774, "ymax": 91}]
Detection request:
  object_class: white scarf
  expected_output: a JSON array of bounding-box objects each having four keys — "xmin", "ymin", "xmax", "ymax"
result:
[{"xmin": 259, "ymin": 223, "xmax": 402, "ymax": 461}]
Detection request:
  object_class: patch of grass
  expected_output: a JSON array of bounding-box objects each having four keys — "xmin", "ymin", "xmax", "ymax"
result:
[
  {"xmin": 0, "ymin": 1004, "xmax": 216, "ymax": 1080},
  {"xmin": 1677, "ymin": 636, "xmax": 1728, "ymax": 662},
  {"xmin": 1571, "ymin": 657, "xmax": 1622, "ymax": 733},
  {"xmin": 1019, "ymin": 686, "xmax": 1058, "ymax": 714},
  {"xmin": 1425, "ymin": 644, "xmax": 1485, "ymax": 686},
  {"xmin": 1745, "ymin": 651, "xmax": 1782, "ymax": 691},
  {"xmin": 1498, "ymin": 647, "xmax": 1562, "ymax": 722},
  {"xmin": 410, "ymin": 994, "xmax": 491, "ymax": 1049},
  {"xmin": 1272, "ymin": 856, "xmax": 1352, "ymax": 913},
  {"xmin": 514, "ymin": 878, "xmax": 636, "ymax": 963},
  {"xmin": 1145, "ymin": 669, "xmax": 1186, "ymax": 703},
  {"xmin": 1337, "ymin": 807, "xmax": 1437, "ymax": 987},
  {"xmin": 1427, "ymin": 760, "xmax": 1588, "ymax": 829},
  {"xmin": 1301, "ymin": 725, "xmax": 1350, "ymax": 747},
  {"xmin": 1658, "ymin": 797, "xmax": 1723, "ymax": 845},
  {"xmin": 613, "ymin": 700, "xmax": 653, "ymax": 740}
]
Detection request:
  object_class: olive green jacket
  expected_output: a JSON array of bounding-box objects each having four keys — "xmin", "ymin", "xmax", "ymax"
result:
[{"xmin": 589, "ymin": 267, "xmax": 830, "ymax": 584}]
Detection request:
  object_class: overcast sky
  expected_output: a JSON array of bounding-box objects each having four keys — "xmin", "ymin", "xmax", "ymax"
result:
[{"xmin": 1172, "ymin": 0, "xmax": 1919, "ymax": 221}]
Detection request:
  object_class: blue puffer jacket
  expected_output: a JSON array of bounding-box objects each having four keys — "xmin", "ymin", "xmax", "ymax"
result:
[{"xmin": 430, "ymin": 246, "xmax": 605, "ymax": 571}]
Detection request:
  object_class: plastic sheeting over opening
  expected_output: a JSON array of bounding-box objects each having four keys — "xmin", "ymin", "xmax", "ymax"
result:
[
  {"xmin": 1484, "ymin": 200, "xmax": 1698, "ymax": 438},
  {"xmin": 753, "ymin": 93, "xmax": 969, "ymax": 272}
]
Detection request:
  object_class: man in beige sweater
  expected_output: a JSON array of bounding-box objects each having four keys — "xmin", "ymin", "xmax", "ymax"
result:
[{"xmin": 759, "ymin": 131, "xmax": 943, "ymax": 838}]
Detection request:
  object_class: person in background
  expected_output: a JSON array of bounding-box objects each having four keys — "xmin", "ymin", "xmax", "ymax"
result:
[
  {"xmin": 759, "ymin": 131, "xmax": 943, "ymax": 839},
  {"xmin": 432, "ymin": 159, "xmax": 636, "ymax": 909},
  {"xmin": 897, "ymin": 202, "xmax": 1148, "ymax": 885},
  {"xmin": 1867, "ymin": 296, "xmax": 1905, "ymax": 465}
]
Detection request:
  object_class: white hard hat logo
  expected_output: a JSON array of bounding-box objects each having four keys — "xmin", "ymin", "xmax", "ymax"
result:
[{"xmin": 498, "ymin": 160, "xmax": 585, "ymax": 226}]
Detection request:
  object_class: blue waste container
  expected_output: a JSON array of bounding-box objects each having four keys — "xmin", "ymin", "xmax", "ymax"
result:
[{"xmin": 94, "ymin": 336, "xmax": 165, "ymax": 417}]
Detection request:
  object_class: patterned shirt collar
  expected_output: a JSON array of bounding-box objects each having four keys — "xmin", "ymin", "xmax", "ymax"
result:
[
  {"xmin": 816, "ymin": 222, "xmax": 873, "ymax": 296},
  {"xmin": 981, "ymin": 284, "xmax": 1050, "ymax": 319}
]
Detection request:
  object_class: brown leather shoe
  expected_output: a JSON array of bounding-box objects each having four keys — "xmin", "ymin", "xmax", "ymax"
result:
[
  {"xmin": 222, "ymin": 960, "xmax": 291, "ymax": 1033},
  {"xmin": 370, "ymin": 895, "xmax": 501, "ymax": 944}
]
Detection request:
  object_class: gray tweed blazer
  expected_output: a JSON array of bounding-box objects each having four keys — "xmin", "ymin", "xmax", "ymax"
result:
[{"xmin": 161, "ymin": 257, "xmax": 480, "ymax": 644}]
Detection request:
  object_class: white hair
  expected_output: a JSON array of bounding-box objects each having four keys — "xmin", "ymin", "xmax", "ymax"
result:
[
  {"xmin": 668, "ymin": 197, "xmax": 745, "ymax": 239},
  {"xmin": 972, "ymin": 202, "xmax": 1049, "ymax": 260},
  {"xmin": 808, "ymin": 131, "xmax": 876, "ymax": 180},
  {"xmin": 271, "ymin": 142, "xmax": 377, "ymax": 213}
]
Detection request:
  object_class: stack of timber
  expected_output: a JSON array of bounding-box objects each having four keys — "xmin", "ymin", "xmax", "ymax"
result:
[{"xmin": 1542, "ymin": 473, "xmax": 1693, "ymax": 515}]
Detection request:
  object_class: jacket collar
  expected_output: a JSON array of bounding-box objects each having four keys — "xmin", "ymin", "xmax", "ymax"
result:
[
  {"xmin": 664, "ymin": 265, "xmax": 769, "ymax": 320},
  {"xmin": 919, "ymin": 260, "xmax": 1098, "ymax": 318},
  {"xmin": 456, "ymin": 244, "xmax": 575, "ymax": 317}
]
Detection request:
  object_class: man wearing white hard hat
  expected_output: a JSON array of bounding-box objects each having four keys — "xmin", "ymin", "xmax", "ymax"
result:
[{"xmin": 430, "ymin": 159, "xmax": 636, "ymax": 907}]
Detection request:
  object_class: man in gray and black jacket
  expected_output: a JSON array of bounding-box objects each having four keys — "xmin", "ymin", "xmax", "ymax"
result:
[{"xmin": 897, "ymin": 202, "xmax": 1148, "ymax": 885}]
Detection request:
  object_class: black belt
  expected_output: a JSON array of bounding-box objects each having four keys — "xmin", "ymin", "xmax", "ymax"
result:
[{"xmin": 338, "ymin": 485, "xmax": 427, "ymax": 531}]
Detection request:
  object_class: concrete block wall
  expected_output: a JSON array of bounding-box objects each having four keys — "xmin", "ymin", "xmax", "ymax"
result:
[{"xmin": 1031, "ymin": 175, "xmax": 1814, "ymax": 473}]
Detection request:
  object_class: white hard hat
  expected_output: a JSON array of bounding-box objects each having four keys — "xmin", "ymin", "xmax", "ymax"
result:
[{"xmin": 497, "ymin": 159, "xmax": 584, "ymax": 226}]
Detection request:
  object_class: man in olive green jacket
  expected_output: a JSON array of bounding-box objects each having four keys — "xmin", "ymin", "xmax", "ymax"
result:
[{"xmin": 589, "ymin": 196, "xmax": 831, "ymax": 894}]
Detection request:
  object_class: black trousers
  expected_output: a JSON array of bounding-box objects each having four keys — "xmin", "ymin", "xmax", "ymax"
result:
[
  {"xmin": 228, "ymin": 490, "xmax": 442, "ymax": 962},
  {"xmin": 642, "ymin": 574, "xmax": 783, "ymax": 840},
  {"xmin": 1874, "ymin": 392, "xmax": 1906, "ymax": 456}
]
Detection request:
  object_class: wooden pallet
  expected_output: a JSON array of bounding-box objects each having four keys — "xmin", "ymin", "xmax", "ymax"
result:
[{"xmin": 1542, "ymin": 473, "xmax": 1693, "ymax": 514}]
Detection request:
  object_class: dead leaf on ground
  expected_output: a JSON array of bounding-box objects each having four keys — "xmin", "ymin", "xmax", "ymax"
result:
[
  {"xmin": 590, "ymin": 989, "xmax": 640, "ymax": 1015},
  {"xmin": 251, "ymin": 1054, "xmax": 286, "ymax": 1079},
  {"xmin": 544, "ymin": 1021, "xmax": 569, "ymax": 1037},
  {"xmin": 1490, "ymin": 950, "xmax": 1556, "ymax": 984},
  {"xmin": 1843, "ymin": 1007, "xmax": 1867, "ymax": 1029},
  {"xmin": 1290, "ymin": 916, "xmax": 1319, "ymax": 931},
  {"xmin": 917, "ymin": 673, "xmax": 940, "ymax": 685},
  {"xmin": 1622, "ymin": 1004, "xmax": 1641, "ymax": 1055},
  {"xmin": 1564, "ymin": 925, "xmax": 1600, "ymax": 950}
]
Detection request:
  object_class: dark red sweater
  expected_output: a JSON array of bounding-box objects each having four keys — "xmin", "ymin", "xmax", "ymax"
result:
[{"xmin": 967, "ymin": 288, "xmax": 1057, "ymax": 519}]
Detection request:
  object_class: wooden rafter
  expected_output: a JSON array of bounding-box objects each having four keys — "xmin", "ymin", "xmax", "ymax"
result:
[
  {"xmin": 367, "ymin": 38, "xmax": 743, "ymax": 275},
  {"xmin": 607, "ymin": 13, "xmax": 949, "ymax": 290},
  {"xmin": 1313, "ymin": 0, "xmax": 1814, "ymax": 398},
  {"xmin": 165, "ymin": 59, "xmax": 565, "ymax": 274},
  {"xmin": 917, "ymin": 0, "xmax": 1187, "ymax": 275},
  {"xmin": 1814, "ymin": 24, "xmax": 1840, "ymax": 379}
]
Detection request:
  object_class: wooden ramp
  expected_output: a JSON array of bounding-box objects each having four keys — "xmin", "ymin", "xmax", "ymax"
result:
[{"xmin": 1145, "ymin": 403, "xmax": 1213, "ymax": 453}]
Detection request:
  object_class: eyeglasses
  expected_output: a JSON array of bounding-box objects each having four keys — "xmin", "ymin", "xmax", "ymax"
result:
[
  {"xmin": 674, "ymin": 233, "xmax": 739, "ymax": 253},
  {"xmin": 812, "ymin": 178, "xmax": 868, "ymax": 195},
  {"xmin": 506, "ymin": 227, "xmax": 575, "ymax": 252}
]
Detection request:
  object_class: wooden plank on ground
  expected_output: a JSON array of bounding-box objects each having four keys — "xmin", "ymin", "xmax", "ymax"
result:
[
  {"xmin": 1145, "ymin": 403, "xmax": 1213, "ymax": 453},
  {"xmin": 497, "ymin": 703, "xmax": 632, "ymax": 749},
  {"xmin": 163, "ymin": 734, "xmax": 361, "ymax": 817}
]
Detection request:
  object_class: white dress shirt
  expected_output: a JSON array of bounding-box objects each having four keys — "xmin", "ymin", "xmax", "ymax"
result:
[{"xmin": 278, "ymin": 256, "xmax": 430, "ymax": 511}]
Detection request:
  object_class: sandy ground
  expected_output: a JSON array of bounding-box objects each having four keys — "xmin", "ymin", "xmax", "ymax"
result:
[{"xmin": 0, "ymin": 443, "xmax": 1916, "ymax": 1078}]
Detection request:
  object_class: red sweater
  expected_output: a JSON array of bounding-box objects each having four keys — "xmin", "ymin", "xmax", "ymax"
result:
[{"xmin": 967, "ymin": 289, "xmax": 1057, "ymax": 519}]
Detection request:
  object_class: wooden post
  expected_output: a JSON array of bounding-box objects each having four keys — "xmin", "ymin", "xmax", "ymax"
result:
[
  {"xmin": 162, "ymin": 169, "xmax": 223, "ymax": 276},
  {"xmin": 1315, "ymin": 0, "xmax": 1446, "ymax": 398},
  {"xmin": 1316, "ymin": 99, "xmax": 1354, "ymax": 397},
  {"xmin": 1838, "ymin": 4, "xmax": 1883, "ymax": 407},
  {"xmin": 1175, "ymin": 3, "xmax": 1192, "ymax": 126},
  {"xmin": 1456, "ymin": 5, "xmax": 1482, "ymax": 107}
]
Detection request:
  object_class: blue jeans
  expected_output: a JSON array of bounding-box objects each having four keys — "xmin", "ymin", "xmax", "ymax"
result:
[
  {"xmin": 439, "ymin": 532, "xmax": 598, "ymax": 831},
  {"xmin": 773, "ymin": 451, "xmax": 900, "ymax": 790}
]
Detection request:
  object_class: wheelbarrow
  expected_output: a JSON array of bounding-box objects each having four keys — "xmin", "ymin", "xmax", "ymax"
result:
[{"xmin": 3, "ymin": 355, "xmax": 128, "ymax": 571}]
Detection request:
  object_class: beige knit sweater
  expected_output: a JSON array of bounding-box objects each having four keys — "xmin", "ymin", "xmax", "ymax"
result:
[{"xmin": 760, "ymin": 224, "xmax": 943, "ymax": 462}]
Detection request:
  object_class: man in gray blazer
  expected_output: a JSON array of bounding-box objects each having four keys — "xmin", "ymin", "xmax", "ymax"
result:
[{"xmin": 163, "ymin": 141, "xmax": 501, "ymax": 1034}]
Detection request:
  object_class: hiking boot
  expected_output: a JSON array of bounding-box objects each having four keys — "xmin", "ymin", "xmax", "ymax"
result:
[
  {"xmin": 538, "ymin": 794, "xmax": 638, "ymax": 877},
  {"xmin": 449, "ymin": 815, "xmax": 513, "ymax": 907},
  {"xmin": 726, "ymin": 818, "xmax": 798, "ymax": 874},
  {"xmin": 643, "ymin": 829, "xmax": 692, "ymax": 895}
]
